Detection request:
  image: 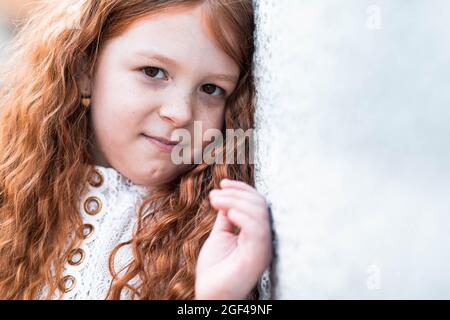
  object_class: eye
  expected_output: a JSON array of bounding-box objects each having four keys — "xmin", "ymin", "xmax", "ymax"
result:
[
  {"xmin": 142, "ymin": 67, "xmax": 168, "ymax": 80},
  {"xmin": 202, "ymin": 84, "xmax": 225, "ymax": 97}
]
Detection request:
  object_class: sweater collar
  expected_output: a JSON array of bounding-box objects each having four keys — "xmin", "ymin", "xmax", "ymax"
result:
[{"xmin": 89, "ymin": 165, "xmax": 150, "ymax": 198}]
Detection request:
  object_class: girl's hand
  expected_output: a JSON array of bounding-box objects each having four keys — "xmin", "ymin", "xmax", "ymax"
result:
[{"xmin": 195, "ymin": 179, "xmax": 272, "ymax": 300}]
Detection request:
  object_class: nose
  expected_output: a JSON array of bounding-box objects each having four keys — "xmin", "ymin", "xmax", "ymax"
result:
[{"xmin": 158, "ymin": 91, "xmax": 193, "ymax": 127}]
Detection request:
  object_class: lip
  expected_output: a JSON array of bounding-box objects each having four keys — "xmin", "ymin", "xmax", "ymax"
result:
[{"xmin": 143, "ymin": 134, "xmax": 178, "ymax": 153}]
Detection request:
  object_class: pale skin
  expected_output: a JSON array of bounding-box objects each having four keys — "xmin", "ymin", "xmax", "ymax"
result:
[{"xmin": 79, "ymin": 4, "xmax": 272, "ymax": 299}]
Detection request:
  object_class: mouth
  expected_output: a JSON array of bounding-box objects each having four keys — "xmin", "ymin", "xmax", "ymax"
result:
[{"xmin": 142, "ymin": 134, "xmax": 180, "ymax": 153}]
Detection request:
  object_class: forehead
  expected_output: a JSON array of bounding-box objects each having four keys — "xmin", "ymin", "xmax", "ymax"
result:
[{"xmin": 104, "ymin": 5, "xmax": 239, "ymax": 76}]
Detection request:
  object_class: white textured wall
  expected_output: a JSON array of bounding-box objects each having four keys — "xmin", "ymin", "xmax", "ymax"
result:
[{"xmin": 254, "ymin": 0, "xmax": 450, "ymax": 299}]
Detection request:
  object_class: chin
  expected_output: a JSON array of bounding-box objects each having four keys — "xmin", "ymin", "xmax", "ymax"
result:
[{"xmin": 125, "ymin": 166, "xmax": 172, "ymax": 187}]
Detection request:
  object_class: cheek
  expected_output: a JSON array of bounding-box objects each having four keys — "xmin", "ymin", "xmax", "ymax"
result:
[
  {"xmin": 90, "ymin": 97, "xmax": 142, "ymax": 140},
  {"xmin": 198, "ymin": 106, "xmax": 226, "ymax": 130},
  {"xmin": 198, "ymin": 109, "xmax": 226, "ymax": 146},
  {"xmin": 90, "ymin": 73, "xmax": 150, "ymax": 139}
]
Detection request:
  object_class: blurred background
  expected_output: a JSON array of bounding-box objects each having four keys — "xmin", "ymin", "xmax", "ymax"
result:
[{"xmin": 0, "ymin": 0, "xmax": 36, "ymax": 61}]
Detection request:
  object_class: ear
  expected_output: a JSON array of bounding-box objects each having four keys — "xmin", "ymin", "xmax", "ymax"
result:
[
  {"xmin": 75, "ymin": 53, "xmax": 93, "ymax": 97},
  {"xmin": 78, "ymin": 73, "xmax": 92, "ymax": 97}
]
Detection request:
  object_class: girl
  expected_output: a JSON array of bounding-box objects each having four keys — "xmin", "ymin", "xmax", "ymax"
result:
[{"xmin": 0, "ymin": 0, "xmax": 272, "ymax": 300}]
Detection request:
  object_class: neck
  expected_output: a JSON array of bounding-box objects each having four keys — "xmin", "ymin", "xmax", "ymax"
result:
[{"xmin": 88, "ymin": 138, "xmax": 111, "ymax": 168}]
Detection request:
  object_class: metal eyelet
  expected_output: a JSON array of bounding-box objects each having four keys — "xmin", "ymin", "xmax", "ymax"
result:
[
  {"xmin": 83, "ymin": 196, "xmax": 102, "ymax": 216},
  {"xmin": 68, "ymin": 248, "xmax": 85, "ymax": 266},
  {"xmin": 78, "ymin": 223, "xmax": 94, "ymax": 240},
  {"xmin": 88, "ymin": 169, "xmax": 104, "ymax": 188},
  {"xmin": 59, "ymin": 275, "xmax": 76, "ymax": 293}
]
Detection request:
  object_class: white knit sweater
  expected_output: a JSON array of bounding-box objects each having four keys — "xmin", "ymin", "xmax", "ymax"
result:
[{"xmin": 52, "ymin": 165, "xmax": 271, "ymax": 300}]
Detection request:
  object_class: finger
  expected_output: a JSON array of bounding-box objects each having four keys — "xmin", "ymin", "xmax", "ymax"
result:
[
  {"xmin": 210, "ymin": 194, "xmax": 261, "ymax": 218},
  {"xmin": 220, "ymin": 179, "xmax": 256, "ymax": 193},
  {"xmin": 210, "ymin": 210, "xmax": 235, "ymax": 234},
  {"xmin": 209, "ymin": 195, "xmax": 267, "ymax": 223},
  {"xmin": 227, "ymin": 209, "xmax": 271, "ymax": 243},
  {"xmin": 210, "ymin": 188, "xmax": 267, "ymax": 208}
]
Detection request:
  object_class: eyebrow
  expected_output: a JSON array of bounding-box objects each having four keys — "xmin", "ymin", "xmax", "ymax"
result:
[{"xmin": 134, "ymin": 51, "xmax": 239, "ymax": 84}]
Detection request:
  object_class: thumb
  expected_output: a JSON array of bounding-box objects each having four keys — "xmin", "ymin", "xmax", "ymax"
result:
[{"xmin": 210, "ymin": 210, "xmax": 235, "ymax": 234}]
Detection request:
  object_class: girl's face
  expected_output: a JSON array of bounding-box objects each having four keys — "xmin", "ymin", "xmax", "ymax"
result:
[{"xmin": 85, "ymin": 5, "xmax": 240, "ymax": 186}]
